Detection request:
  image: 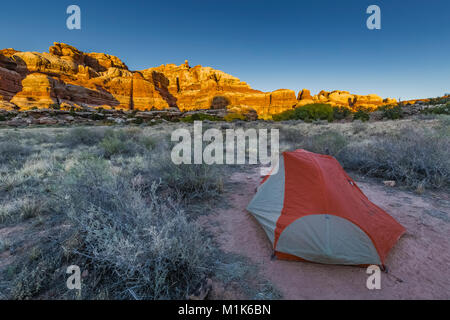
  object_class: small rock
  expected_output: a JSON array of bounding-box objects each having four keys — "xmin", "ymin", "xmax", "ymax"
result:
[
  {"xmin": 38, "ymin": 117, "xmax": 58, "ymax": 125},
  {"xmin": 383, "ymin": 180, "xmax": 396, "ymax": 187}
]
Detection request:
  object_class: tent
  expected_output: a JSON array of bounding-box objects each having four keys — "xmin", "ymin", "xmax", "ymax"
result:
[{"xmin": 247, "ymin": 149, "xmax": 405, "ymax": 267}]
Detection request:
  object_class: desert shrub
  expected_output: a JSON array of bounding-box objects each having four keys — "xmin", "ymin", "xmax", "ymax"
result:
[
  {"xmin": 279, "ymin": 127, "xmax": 303, "ymax": 144},
  {"xmin": 139, "ymin": 136, "xmax": 157, "ymax": 150},
  {"xmin": 301, "ymin": 131, "xmax": 348, "ymax": 157},
  {"xmin": 224, "ymin": 113, "xmax": 246, "ymax": 122},
  {"xmin": 437, "ymin": 115, "xmax": 450, "ymax": 130},
  {"xmin": 353, "ymin": 109, "xmax": 370, "ymax": 122},
  {"xmin": 273, "ymin": 104, "xmax": 334, "ymax": 122},
  {"xmin": 98, "ymin": 129, "xmax": 155, "ymax": 158},
  {"xmin": 135, "ymin": 150, "xmax": 224, "ymax": 201},
  {"xmin": 332, "ymin": 106, "xmax": 352, "ymax": 120},
  {"xmin": 133, "ymin": 117, "xmax": 144, "ymax": 125},
  {"xmin": 1, "ymin": 131, "xmax": 21, "ymax": 141},
  {"xmin": 428, "ymin": 95, "xmax": 450, "ymax": 105},
  {"xmin": 10, "ymin": 242, "xmax": 64, "ymax": 299},
  {"xmin": 298, "ymin": 103, "xmax": 333, "ymax": 122},
  {"xmin": 339, "ymin": 128, "xmax": 450, "ymax": 190},
  {"xmin": 0, "ymin": 172, "xmax": 26, "ymax": 194},
  {"xmin": 125, "ymin": 110, "xmax": 138, "ymax": 119},
  {"xmin": 271, "ymin": 110, "xmax": 293, "ymax": 121},
  {"xmin": 60, "ymin": 127, "xmax": 153, "ymax": 153},
  {"xmin": 181, "ymin": 113, "xmax": 222, "ymax": 122},
  {"xmin": 380, "ymin": 105, "xmax": 403, "ymax": 120},
  {"xmin": 352, "ymin": 120, "xmax": 367, "ymax": 134},
  {"xmin": 296, "ymin": 104, "xmax": 334, "ymax": 122},
  {"xmin": 56, "ymin": 156, "xmax": 213, "ymax": 299},
  {"xmin": 20, "ymin": 131, "xmax": 53, "ymax": 144},
  {"xmin": 0, "ymin": 197, "xmax": 48, "ymax": 224},
  {"xmin": 0, "ymin": 238, "xmax": 10, "ymax": 253},
  {"xmin": 210, "ymin": 96, "xmax": 230, "ymax": 109},
  {"xmin": 0, "ymin": 141, "xmax": 33, "ymax": 163},
  {"xmin": 60, "ymin": 127, "xmax": 107, "ymax": 147},
  {"xmin": 99, "ymin": 134, "xmax": 138, "ymax": 158},
  {"xmin": 90, "ymin": 113, "xmax": 105, "ymax": 121},
  {"xmin": 160, "ymin": 163, "xmax": 224, "ymax": 200},
  {"xmin": 422, "ymin": 103, "xmax": 450, "ymax": 115}
]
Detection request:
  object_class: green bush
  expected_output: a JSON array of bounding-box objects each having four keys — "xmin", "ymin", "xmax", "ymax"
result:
[
  {"xmin": 224, "ymin": 113, "xmax": 246, "ymax": 122},
  {"xmin": 353, "ymin": 110, "xmax": 370, "ymax": 122},
  {"xmin": 0, "ymin": 113, "xmax": 15, "ymax": 122},
  {"xmin": 90, "ymin": 113, "xmax": 105, "ymax": 121},
  {"xmin": 100, "ymin": 135, "xmax": 134, "ymax": 158},
  {"xmin": 422, "ymin": 103, "xmax": 450, "ymax": 115},
  {"xmin": 380, "ymin": 105, "xmax": 403, "ymax": 120},
  {"xmin": 332, "ymin": 106, "xmax": 352, "ymax": 121},
  {"xmin": 428, "ymin": 96, "xmax": 450, "ymax": 105},
  {"xmin": 273, "ymin": 104, "xmax": 334, "ymax": 122}
]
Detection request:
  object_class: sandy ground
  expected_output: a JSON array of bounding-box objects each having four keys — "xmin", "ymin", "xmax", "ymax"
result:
[{"xmin": 202, "ymin": 168, "xmax": 450, "ymax": 300}]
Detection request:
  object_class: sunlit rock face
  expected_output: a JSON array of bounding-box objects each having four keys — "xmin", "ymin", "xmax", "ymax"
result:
[
  {"xmin": 296, "ymin": 89, "xmax": 396, "ymax": 111},
  {"xmin": 0, "ymin": 43, "xmax": 394, "ymax": 116}
]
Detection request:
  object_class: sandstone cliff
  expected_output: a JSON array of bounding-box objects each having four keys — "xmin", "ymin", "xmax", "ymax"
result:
[
  {"xmin": 0, "ymin": 43, "xmax": 395, "ymax": 117},
  {"xmin": 296, "ymin": 89, "xmax": 396, "ymax": 111}
]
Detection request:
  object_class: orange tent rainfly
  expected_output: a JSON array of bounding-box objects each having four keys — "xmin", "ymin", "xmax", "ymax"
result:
[{"xmin": 247, "ymin": 149, "xmax": 405, "ymax": 267}]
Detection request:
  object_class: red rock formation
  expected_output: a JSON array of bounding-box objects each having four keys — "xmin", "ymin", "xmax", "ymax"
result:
[
  {"xmin": 297, "ymin": 89, "xmax": 397, "ymax": 111},
  {"xmin": 0, "ymin": 42, "xmax": 396, "ymax": 116}
]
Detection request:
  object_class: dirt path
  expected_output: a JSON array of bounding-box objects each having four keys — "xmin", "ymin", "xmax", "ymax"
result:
[{"xmin": 203, "ymin": 168, "xmax": 450, "ymax": 299}]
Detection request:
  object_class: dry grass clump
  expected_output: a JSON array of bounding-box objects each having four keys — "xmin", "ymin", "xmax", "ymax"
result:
[
  {"xmin": 58, "ymin": 126, "xmax": 157, "ymax": 158},
  {"xmin": 339, "ymin": 128, "xmax": 450, "ymax": 190},
  {"xmin": 0, "ymin": 141, "xmax": 33, "ymax": 164},
  {"xmin": 275, "ymin": 118, "xmax": 449, "ymax": 191},
  {"xmin": 137, "ymin": 153, "xmax": 224, "ymax": 201},
  {"xmin": 59, "ymin": 127, "xmax": 108, "ymax": 147},
  {"xmin": 57, "ymin": 156, "xmax": 214, "ymax": 299},
  {"xmin": 7, "ymin": 154, "xmax": 217, "ymax": 299},
  {"xmin": 0, "ymin": 197, "xmax": 47, "ymax": 224},
  {"xmin": 1, "ymin": 124, "xmax": 225, "ymax": 299},
  {"xmin": 98, "ymin": 129, "xmax": 156, "ymax": 158},
  {"xmin": 301, "ymin": 130, "xmax": 348, "ymax": 157}
]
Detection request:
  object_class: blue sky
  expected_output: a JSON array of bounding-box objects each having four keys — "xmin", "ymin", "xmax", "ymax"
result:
[{"xmin": 1, "ymin": 0, "xmax": 449, "ymax": 100}]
